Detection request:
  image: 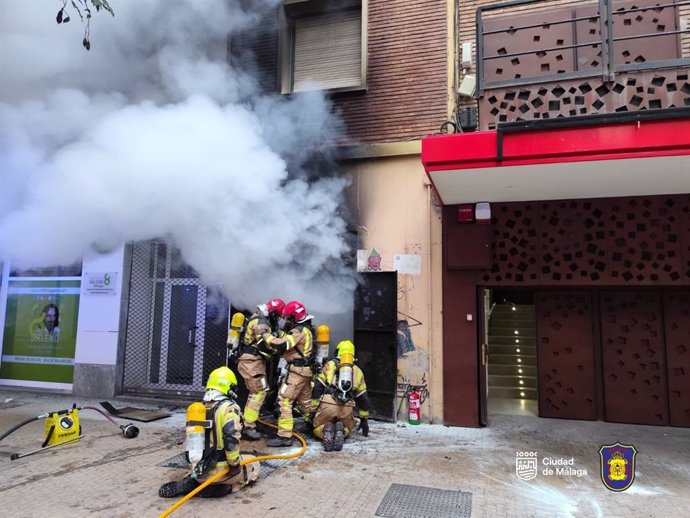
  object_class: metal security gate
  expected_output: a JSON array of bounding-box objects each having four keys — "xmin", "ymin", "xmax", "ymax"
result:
[
  {"xmin": 122, "ymin": 241, "xmax": 229, "ymax": 397},
  {"xmin": 354, "ymin": 272, "xmax": 397, "ymax": 421}
]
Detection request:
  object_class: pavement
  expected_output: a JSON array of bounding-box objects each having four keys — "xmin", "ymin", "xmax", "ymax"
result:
[{"xmin": 0, "ymin": 388, "xmax": 688, "ymax": 518}]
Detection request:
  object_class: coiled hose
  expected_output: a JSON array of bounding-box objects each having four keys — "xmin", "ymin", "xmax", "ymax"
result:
[{"xmin": 159, "ymin": 418, "xmax": 307, "ymax": 518}]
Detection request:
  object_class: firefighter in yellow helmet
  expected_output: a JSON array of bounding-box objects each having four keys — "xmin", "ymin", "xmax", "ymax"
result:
[
  {"xmin": 158, "ymin": 367, "xmax": 260, "ymax": 498},
  {"xmin": 311, "ymin": 340, "xmax": 370, "ymax": 451},
  {"xmin": 261, "ymin": 300, "xmax": 316, "ymax": 447},
  {"xmin": 235, "ymin": 298, "xmax": 285, "ymax": 441}
]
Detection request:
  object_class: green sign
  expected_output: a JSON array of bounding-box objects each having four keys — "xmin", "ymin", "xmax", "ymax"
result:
[{"xmin": 1, "ymin": 280, "xmax": 81, "ymax": 383}]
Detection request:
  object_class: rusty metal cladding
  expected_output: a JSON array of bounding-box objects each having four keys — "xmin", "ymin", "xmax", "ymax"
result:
[{"xmin": 536, "ymin": 291, "xmax": 597, "ymax": 420}]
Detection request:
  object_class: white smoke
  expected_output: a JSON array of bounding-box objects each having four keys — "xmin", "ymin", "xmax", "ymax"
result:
[{"xmin": 0, "ymin": 0, "xmax": 355, "ymax": 315}]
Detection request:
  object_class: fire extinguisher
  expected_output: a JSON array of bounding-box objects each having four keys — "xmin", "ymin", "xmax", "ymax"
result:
[{"xmin": 408, "ymin": 389, "xmax": 421, "ymax": 425}]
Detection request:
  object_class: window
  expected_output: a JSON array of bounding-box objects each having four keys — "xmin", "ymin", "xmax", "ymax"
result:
[{"xmin": 280, "ymin": 0, "xmax": 367, "ymax": 94}]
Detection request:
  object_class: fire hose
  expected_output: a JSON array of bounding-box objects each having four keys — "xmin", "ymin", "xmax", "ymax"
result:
[{"xmin": 159, "ymin": 418, "xmax": 307, "ymax": 518}]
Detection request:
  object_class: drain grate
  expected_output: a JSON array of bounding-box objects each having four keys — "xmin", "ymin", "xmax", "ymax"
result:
[{"xmin": 375, "ymin": 483, "xmax": 472, "ymax": 518}]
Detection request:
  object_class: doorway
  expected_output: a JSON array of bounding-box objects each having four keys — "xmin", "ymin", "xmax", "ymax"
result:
[
  {"xmin": 122, "ymin": 241, "xmax": 228, "ymax": 397},
  {"xmin": 481, "ymin": 288, "xmax": 538, "ymax": 420},
  {"xmin": 354, "ymin": 272, "xmax": 398, "ymax": 421}
]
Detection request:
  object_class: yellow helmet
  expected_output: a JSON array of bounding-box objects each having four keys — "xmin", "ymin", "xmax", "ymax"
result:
[
  {"xmin": 336, "ymin": 340, "xmax": 355, "ymax": 358},
  {"xmin": 206, "ymin": 366, "xmax": 237, "ymax": 395}
]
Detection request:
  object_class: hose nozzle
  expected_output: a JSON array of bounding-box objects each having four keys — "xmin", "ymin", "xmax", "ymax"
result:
[{"xmin": 120, "ymin": 423, "xmax": 139, "ymax": 438}]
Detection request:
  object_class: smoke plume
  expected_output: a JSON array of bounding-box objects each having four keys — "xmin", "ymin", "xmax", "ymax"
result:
[{"xmin": 0, "ymin": 0, "xmax": 355, "ymax": 315}]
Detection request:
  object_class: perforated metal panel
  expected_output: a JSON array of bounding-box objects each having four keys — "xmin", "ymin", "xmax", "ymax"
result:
[
  {"xmin": 375, "ymin": 483, "xmax": 472, "ymax": 518},
  {"xmin": 122, "ymin": 241, "xmax": 229, "ymax": 398}
]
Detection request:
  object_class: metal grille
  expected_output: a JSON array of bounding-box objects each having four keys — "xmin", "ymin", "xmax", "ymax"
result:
[
  {"xmin": 122, "ymin": 241, "xmax": 229, "ymax": 398},
  {"xmin": 375, "ymin": 483, "xmax": 472, "ymax": 518}
]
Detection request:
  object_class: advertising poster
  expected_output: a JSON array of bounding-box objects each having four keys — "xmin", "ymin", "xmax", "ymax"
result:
[{"xmin": 0, "ymin": 279, "xmax": 80, "ymax": 383}]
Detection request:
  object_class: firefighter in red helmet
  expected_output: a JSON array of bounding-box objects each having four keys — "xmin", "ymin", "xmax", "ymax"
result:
[
  {"xmin": 236, "ymin": 298, "xmax": 285, "ymax": 440},
  {"xmin": 261, "ymin": 300, "xmax": 316, "ymax": 447}
]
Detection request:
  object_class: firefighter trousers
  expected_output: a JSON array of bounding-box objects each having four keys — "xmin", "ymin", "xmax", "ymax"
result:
[
  {"xmin": 276, "ymin": 366, "xmax": 313, "ymax": 438},
  {"xmin": 313, "ymin": 394, "xmax": 356, "ymax": 439},
  {"xmin": 197, "ymin": 454, "xmax": 260, "ymax": 494},
  {"xmin": 237, "ymin": 353, "xmax": 267, "ymax": 429}
]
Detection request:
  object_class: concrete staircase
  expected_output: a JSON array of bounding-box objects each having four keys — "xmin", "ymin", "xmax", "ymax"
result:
[{"xmin": 488, "ymin": 304, "xmax": 537, "ymax": 399}]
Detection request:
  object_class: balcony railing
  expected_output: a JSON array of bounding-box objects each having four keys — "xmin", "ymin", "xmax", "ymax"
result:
[{"xmin": 476, "ymin": 0, "xmax": 690, "ymax": 95}]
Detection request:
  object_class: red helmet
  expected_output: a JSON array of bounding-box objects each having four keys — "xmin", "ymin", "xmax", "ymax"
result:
[
  {"xmin": 265, "ymin": 298, "xmax": 286, "ymax": 317},
  {"xmin": 281, "ymin": 300, "xmax": 308, "ymax": 323}
]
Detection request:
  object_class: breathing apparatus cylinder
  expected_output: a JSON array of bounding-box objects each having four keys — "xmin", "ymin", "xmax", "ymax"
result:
[
  {"xmin": 315, "ymin": 325, "xmax": 330, "ymax": 368},
  {"xmin": 337, "ymin": 352, "xmax": 354, "ymax": 393},
  {"xmin": 227, "ymin": 312, "xmax": 246, "ymax": 352},
  {"xmin": 185, "ymin": 402, "xmax": 206, "ymax": 474}
]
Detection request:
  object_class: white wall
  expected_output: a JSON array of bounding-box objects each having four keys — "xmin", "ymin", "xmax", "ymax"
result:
[{"xmin": 74, "ymin": 245, "xmax": 126, "ymax": 367}]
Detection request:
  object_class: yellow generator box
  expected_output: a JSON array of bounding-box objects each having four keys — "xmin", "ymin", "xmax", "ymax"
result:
[{"xmin": 44, "ymin": 408, "xmax": 80, "ymax": 446}]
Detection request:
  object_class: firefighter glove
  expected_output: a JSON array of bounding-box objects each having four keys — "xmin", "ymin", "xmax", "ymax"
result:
[{"xmin": 358, "ymin": 418, "xmax": 369, "ymax": 437}]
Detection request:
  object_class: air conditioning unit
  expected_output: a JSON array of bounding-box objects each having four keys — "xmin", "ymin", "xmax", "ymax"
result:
[{"xmin": 459, "ymin": 107, "xmax": 478, "ymax": 132}]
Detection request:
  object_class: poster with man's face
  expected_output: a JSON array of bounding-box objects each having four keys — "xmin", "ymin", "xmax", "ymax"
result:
[{"xmin": 0, "ymin": 279, "xmax": 80, "ymax": 383}]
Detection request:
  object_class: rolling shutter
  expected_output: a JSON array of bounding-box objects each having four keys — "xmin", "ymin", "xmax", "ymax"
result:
[{"xmin": 293, "ymin": 9, "xmax": 362, "ymax": 92}]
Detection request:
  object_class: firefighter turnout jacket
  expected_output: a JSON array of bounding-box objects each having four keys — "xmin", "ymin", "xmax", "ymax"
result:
[
  {"xmin": 312, "ymin": 358, "xmax": 369, "ymax": 435},
  {"xmin": 196, "ymin": 397, "xmax": 244, "ymax": 485}
]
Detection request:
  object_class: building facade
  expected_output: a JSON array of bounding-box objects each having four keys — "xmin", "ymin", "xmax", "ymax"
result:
[{"xmin": 424, "ymin": 0, "xmax": 690, "ymax": 427}]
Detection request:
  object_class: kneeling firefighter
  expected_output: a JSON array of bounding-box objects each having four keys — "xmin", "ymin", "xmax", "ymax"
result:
[
  {"xmin": 312, "ymin": 340, "xmax": 370, "ymax": 452},
  {"xmin": 159, "ymin": 367, "xmax": 260, "ymax": 498}
]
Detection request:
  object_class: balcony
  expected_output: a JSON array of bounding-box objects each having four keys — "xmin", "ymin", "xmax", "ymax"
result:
[{"xmin": 473, "ymin": 0, "xmax": 690, "ymax": 130}]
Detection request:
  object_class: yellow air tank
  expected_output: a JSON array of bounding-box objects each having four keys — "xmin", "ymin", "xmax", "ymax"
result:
[
  {"xmin": 227, "ymin": 312, "xmax": 246, "ymax": 353},
  {"xmin": 337, "ymin": 352, "xmax": 354, "ymax": 392},
  {"xmin": 185, "ymin": 402, "xmax": 207, "ymax": 476},
  {"xmin": 316, "ymin": 325, "xmax": 330, "ymax": 368}
]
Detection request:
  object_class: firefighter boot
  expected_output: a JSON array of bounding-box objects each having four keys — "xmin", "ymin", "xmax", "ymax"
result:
[
  {"xmin": 242, "ymin": 428, "xmax": 262, "ymax": 441},
  {"xmin": 267, "ymin": 435, "xmax": 294, "ymax": 447},
  {"xmin": 322, "ymin": 422, "xmax": 335, "ymax": 452},
  {"xmin": 159, "ymin": 477, "xmax": 199, "ymax": 498},
  {"xmin": 333, "ymin": 422, "xmax": 345, "ymax": 451}
]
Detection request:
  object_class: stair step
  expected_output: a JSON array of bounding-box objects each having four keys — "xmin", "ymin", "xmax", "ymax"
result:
[
  {"xmin": 491, "ymin": 305, "xmax": 535, "ymax": 315},
  {"xmin": 490, "ymin": 326, "xmax": 535, "ymax": 336},
  {"xmin": 488, "ymin": 364, "xmax": 537, "ymax": 377},
  {"xmin": 489, "ymin": 387, "xmax": 538, "ymax": 399},
  {"xmin": 490, "ymin": 354, "xmax": 537, "ymax": 366},
  {"xmin": 489, "ymin": 344, "xmax": 536, "ymax": 356},
  {"xmin": 489, "ymin": 336, "xmax": 536, "ymax": 346},
  {"xmin": 488, "ymin": 374, "xmax": 537, "ymax": 388}
]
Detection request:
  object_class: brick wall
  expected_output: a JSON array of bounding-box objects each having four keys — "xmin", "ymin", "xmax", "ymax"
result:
[{"xmin": 334, "ymin": 0, "xmax": 450, "ymax": 144}]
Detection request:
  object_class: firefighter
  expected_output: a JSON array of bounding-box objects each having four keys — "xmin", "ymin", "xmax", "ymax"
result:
[
  {"xmin": 312, "ymin": 340, "xmax": 370, "ymax": 452},
  {"xmin": 261, "ymin": 300, "xmax": 316, "ymax": 447},
  {"xmin": 235, "ymin": 298, "xmax": 285, "ymax": 440},
  {"xmin": 158, "ymin": 367, "xmax": 260, "ymax": 498}
]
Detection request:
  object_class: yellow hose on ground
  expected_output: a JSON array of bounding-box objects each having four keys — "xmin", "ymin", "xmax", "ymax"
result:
[{"xmin": 159, "ymin": 418, "xmax": 307, "ymax": 517}]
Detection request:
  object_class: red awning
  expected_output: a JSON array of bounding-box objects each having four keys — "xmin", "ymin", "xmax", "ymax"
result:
[{"xmin": 421, "ymin": 117, "xmax": 690, "ymax": 205}]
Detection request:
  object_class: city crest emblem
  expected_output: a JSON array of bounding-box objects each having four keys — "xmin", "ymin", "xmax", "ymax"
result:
[
  {"xmin": 599, "ymin": 442, "xmax": 637, "ymax": 491},
  {"xmin": 515, "ymin": 451, "xmax": 538, "ymax": 481}
]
